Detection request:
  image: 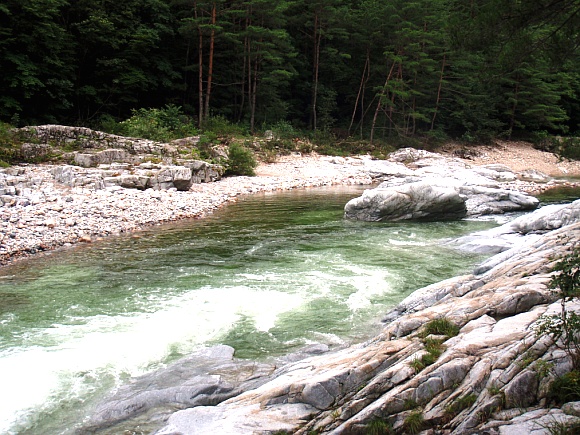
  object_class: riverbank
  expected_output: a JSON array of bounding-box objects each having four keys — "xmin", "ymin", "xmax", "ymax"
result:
[
  {"xmin": 0, "ymin": 154, "xmax": 372, "ymax": 266},
  {"xmin": 1, "ymin": 140, "xmax": 579, "ymax": 267}
]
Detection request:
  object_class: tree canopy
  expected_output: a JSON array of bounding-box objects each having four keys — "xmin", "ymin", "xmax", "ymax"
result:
[{"xmin": 2, "ymin": 0, "xmax": 580, "ymax": 141}]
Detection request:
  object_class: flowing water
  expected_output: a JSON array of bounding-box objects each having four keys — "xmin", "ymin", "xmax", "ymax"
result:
[{"xmin": 0, "ymin": 185, "xmax": 499, "ymax": 434}]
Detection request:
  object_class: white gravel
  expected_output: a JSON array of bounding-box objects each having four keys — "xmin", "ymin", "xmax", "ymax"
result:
[{"xmin": 0, "ymin": 154, "xmax": 373, "ymax": 265}]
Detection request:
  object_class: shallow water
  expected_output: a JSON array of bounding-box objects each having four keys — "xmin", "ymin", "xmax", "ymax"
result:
[{"xmin": 0, "ymin": 185, "xmax": 497, "ymax": 434}]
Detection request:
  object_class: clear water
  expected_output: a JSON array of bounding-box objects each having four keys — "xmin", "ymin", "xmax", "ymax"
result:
[{"xmin": 0, "ymin": 185, "xmax": 496, "ymax": 434}]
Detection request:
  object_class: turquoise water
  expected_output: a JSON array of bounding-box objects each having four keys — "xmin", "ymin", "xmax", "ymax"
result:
[{"xmin": 0, "ymin": 185, "xmax": 496, "ymax": 434}]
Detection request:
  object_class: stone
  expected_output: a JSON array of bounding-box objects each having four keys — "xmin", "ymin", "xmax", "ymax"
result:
[
  {"xmin": 344, "ymin": 182, "xmax": 467, "ymax": 221},
  {"xmin": 519, "ymin": 169, "xmax": 552, "ymax": 183},
  {"xmin": 562, "ymin": 401, "xmax": 580, "ymax": 417}
]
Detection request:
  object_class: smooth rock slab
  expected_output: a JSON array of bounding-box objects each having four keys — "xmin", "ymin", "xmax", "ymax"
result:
[
  {"xmin": 156, "ymin": 402, "xmax": 317, "ymax": 435},
  {"xmin": 344, "ymin": 182, "xmax": 467, "ymax": 221}
]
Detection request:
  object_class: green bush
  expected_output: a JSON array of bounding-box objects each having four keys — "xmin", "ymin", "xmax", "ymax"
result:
[
  {"xmin": 364, "ymin": 418, "xmax": 394, "ymax": 435},
  {"xmin": 267, "ymin": 120, "xmax": 298, "ymax": 140},
  {"xmin": 403, "ymin": 410, "xmax": 424, "ymax": 435},
  {"xmin": 420, "ymin": 318, "xmax": 460, "ymax": 338},
  {"xmin": 535, "ymin": 244, "xmax": 580, "ymax": 368},
  {"xmin": 226, "ymin": 142, "xmax": 257, "ymax": 176},
  {"xmin": 114, "ymin": 105, "xmax": 198, "ymax": 142},
  {"xmin": 547, "ymin": 370, "xmax": 580, "ymax": 405},
  {"xmin": 204, "ymin": 115, "xmax": 247, "ymax": 137},
  {"xmin": 0, "ymin": 122, "xmax": 20, "ymax": 165}
]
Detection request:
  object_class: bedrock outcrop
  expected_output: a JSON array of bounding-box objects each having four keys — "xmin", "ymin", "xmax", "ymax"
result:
[
  {"xmin": 345, "ymin": 148, "xmax": 541, "ymax": 221},
  {"xmin": 153, "ymin": 204, "xmax": 580, "ymax": 435}
]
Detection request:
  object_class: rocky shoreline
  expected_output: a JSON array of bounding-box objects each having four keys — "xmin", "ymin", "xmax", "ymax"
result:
[
  {"xmin": 2, "ymin": 133, "xmax": 578, "ymax": 268},
  {"xmin": 82, "ymin": 199, "xmax": 580, "ymax": 435},
  {"xmin": 0, "ymin": 155, "xmax": 373, "ymax": 266}
]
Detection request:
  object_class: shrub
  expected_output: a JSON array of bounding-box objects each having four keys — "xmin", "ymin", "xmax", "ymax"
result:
[
  {"xmin": 267, "ymin": 120, "xmax": 298, "ymax": 140},
  {"xmin": 547, "ymin": 370, "xmax": 580, "ymax": 405},
  {"xmin": 226, "ymin": 142, "xmax": 257, "ymax": 176},
  {"xmin": 535, "ymin": 243, "xmax": 580, "ymax": 368},
  {"xmin": 444, "ymin": 393, "xmax": 477, "ymax": 419},
  {"xmin": 0, "ymin": 122, "xmax": 21, "ymax": 165},
  {"xmin": 116, "ymin": 105, "xmax": 198, "ymax": 141},
  {"xmin": 204, "ymin": 115, "xmax": 247, "ymax": 137},
  {"xmin": 403, "ymin": 410, "xmax": 424, "ymax": 435},
  {"xmin": 364, "ymin": 418, "xmax": 393, "ymax": 435},
  {"xmin": 421, "ymin": 318, "xmax": 460, "ymax": 338}
]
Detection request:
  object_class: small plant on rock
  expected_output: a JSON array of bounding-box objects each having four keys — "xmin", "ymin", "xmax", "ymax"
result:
[
  {"xmin": 403, "ymin": 410, "xmax": 425, "ymax": 435},
  {"xmin": 535, "ymin": 243, "xmax": 580, "ymax": 368},
  {"xmin": 364, "ymin": 418, "xmax": 393, "ymax": 435},
  {"xmin": 444, "ymin": 393, "xmax": 477, "ymax": 420},
  {"xmin": 420, "ymin": 317, "xmax": 460, "ymax": 338},
  {"xmin": 547, "ymin": 370, "xmax": 580, "ymax": 405}
]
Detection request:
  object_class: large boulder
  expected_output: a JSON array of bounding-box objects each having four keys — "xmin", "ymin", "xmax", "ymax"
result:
[
  {"xmin": 344, "ymin": 182, "xmax": 467, "ymax": 221},
  {"xmin": 345, "ymin": 173, "xmax": 539, "ymax": 222}
]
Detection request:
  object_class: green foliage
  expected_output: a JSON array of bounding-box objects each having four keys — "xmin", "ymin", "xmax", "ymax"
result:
[
  {"xmin": 547, "ymin": 370, "xmax": 580, "ymax": 405},
  {"xmin": 266, "ymin": 120, "xmax": 299, "ymax": 140},
  {"xmin": 420, "ymin": 318, "xmax": 460, "ymax": 338},
  {"xmin": 422, "ymin": 337, "xmax": 445, "ymax": 358},
  {"xmin": 226, "ymin": 142, "xmax": 257, "ymax": 176},
  {"xmin": 542, "ymin": 417, "xmax": 580, "ymax": 435},
  {"xmin": 204, "ymin": 116, "xmax": 248, "ymax": 137},
  {"xmin": 403, "ymin": 398, "xmax": 419, "ymax": 411},
  {"xmin": 444, "ymin": 393, "xmax": 477, "ymax": 419},
  {"xmin": 556, "ymin": 137, "xmax": 580, "ymax": 161},
  {"xmin": 403, "ymin": 410, "xmax": 425, "ymax": 435},
  {"xmin": 535, "ymin": 244, "xmax": 580, "ymax": 368},
  {"xmin": 410, "ymin": 352, "xmax": 437, "ymax": 372},
  {"xmin": 115, "ymin": 105, "xmax": 198, "ymax": 142},
  {"xmin": 0, "ymin": 122, "xmax": 20, "ymax": 165},
  {"xmin": 2, "ymin": 0, "xmax": 580, "ymax": 140},
  {"xmin": 364, "ymin": 418, "xmax": 393, "ymax": 435}
]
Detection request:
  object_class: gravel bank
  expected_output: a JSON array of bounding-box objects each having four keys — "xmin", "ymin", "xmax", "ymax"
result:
[
  {"xmin": 0, "ymin": 154, "xmax": 373, "ymax": 265},
  {"xmin": 2, "ymin": 144, "xmax": 579, "ymax": 267}
]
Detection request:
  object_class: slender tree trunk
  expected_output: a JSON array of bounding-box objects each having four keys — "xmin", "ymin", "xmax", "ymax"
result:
[
  {"xmin": 250, "ymin": 56, "xmax": 259, "ymax": 134},
  {"xmin": 204, "ymin": 2, "xmax": 216, "ymax": 121},
  {"xmin": 509, "ymin": 80, "xmax": 520, "ymax": 139},
  {"xmin": 431, "ymin": 54, "xmax": 446, "ymax": 131},
  {"xmin": 370, "ymin": 62, "xmax": 396, "ymax": 144},
  {"xmin": 195, "ymin": 2, "xmax": 204, "ymax": 128},
  {"xmin": 311, "ymin": 12, "xmax": 321, "ymax": 131},
  {"xmin": 349, "ymin": 49, "xmax": 370, "ymax": 137}
]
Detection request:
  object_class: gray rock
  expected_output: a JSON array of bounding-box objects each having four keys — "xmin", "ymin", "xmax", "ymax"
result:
[
  {"xmin": 562, "ymin": 401, "xmax": 580, "ymax": 417},
  {"xmin": 519, "ymin": 169, "xmax": 552, "ymax": 183},
  {"xmin": 461, "ymin": 185, "xmax": 539, "ymax": 216},
  {"xmin": 80, "ymin": 345, "xmax": 275, "ymax": 433},
  {"xmin": 344, "ymin": 182, "xmax": 467, "ymax": 221}
]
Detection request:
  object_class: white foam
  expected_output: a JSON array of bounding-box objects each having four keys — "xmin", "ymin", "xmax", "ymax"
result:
[{"xmin": 0, "ymin": 285, "xmax": 305, "ymax": 432}]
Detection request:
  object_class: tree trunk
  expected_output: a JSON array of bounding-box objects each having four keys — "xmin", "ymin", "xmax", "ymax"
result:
[
  {"xmin": 196, "ymin": 1, "xmax": 204, "ymax": 128},
  {"xmin": 311, "ymin": 12, "xmax": 321, "ymax": 131},
  {"xmin": 349, "ymin": 49, "xmax": 370, "ymax": 137},
  {"xmin": 509, "ymin": 80, "xmax": 520, "ymax": 140},
  {"xmin": 203, "ymin": 2, "xmax": 216, "ymax": 121},
  {"xmin": 431, "ymin": 54, "xmax": 446, "ymax": 131},
  {"xmin": 370, "ymin": 62, "xmax": 396, "ymax": 144}
]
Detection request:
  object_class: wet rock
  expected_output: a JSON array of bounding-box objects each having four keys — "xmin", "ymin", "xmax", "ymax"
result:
[{"xmin": 81, "ymin": 345, "xmax": 276, "ymax": 433}]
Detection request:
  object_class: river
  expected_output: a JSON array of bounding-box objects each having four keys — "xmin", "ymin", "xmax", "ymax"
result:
[{"xmin": 0, "ymin": 185, "xmax": 500, "ymax": 434}]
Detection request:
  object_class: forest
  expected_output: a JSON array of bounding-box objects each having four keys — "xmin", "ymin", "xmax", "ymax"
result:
[{"xmin": 2, "ymin": 0, "xmax": 580, "ymax": 144}]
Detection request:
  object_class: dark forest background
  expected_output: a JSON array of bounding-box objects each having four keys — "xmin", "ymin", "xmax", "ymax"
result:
[{"xmin": 2, "ymin": 0, "xmax": 580, "ymax": 143}]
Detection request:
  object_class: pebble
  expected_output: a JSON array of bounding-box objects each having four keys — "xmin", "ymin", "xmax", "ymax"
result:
[
  {"xmin": 0, "ymin": 156, "xmax": 373, "ymax": 265},
  {"xmin": 1, "ymin": 153, "xmax": 576, "ymax": 267}
]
